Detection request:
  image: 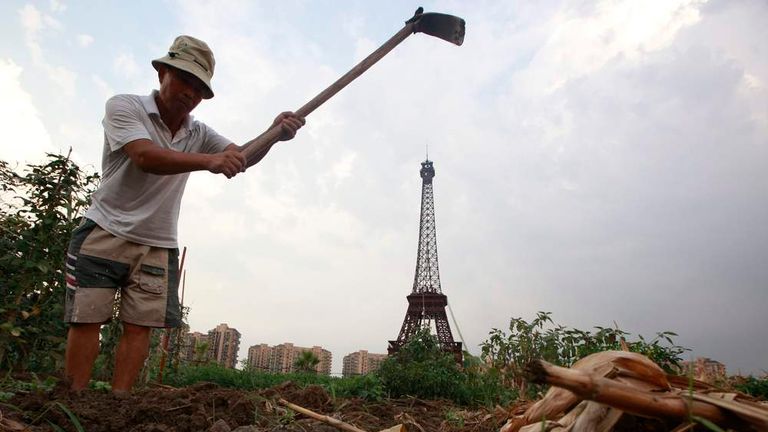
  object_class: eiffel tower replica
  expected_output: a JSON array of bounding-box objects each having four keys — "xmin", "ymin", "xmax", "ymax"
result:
[{"xmin": 388, "ymin": 158, "xmax": 462, "ymax": 362}]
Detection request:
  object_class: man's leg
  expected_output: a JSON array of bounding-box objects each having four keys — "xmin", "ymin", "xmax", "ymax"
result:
[
  {"xmin": 65, "ymin": 323, "xmax": 102, "ymax": 390},
  {"xmin": 111, "ymin": 322, "xmax": 151, "ymax": 394}
]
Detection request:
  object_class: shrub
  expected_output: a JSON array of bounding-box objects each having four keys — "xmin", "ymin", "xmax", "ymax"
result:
[
  {"xmin": 480, "ymin": 311, "xmax": 688, "ymax": 399},
  {"xmin": 376, "ymin": 329, "xmax": 465, "ymax": 402},
  {"xmin": 0, "ymin": 153, "xmax": 98, "ymax": 372},
  {"xmin": 733, "ymin": 375, "xmax": 768, "ymax": 399}
]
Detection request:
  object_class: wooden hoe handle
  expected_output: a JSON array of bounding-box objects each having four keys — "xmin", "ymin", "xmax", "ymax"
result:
[{"xmin": 241, "ymin": 21, "xmax": 418, "ymax": 163}]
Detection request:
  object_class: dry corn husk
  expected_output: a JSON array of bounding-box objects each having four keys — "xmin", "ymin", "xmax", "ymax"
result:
[{"xmin": 501, "ymin": 350, "xmax": 768, "ymax": 432}]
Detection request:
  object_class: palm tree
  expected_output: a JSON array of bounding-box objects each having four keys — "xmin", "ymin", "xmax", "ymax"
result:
[
  {"xmin": 294, "ymin": 350, "xmax": 320, "ymax": 373},
  {"xmin": 194, "ymin": 341, "xmax": 210, "ymax": 364}
]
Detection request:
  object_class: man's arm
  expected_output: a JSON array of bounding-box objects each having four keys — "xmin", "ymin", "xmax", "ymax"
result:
[
  {"xmin": 123, "ymin": 139, "xmax": 246, "ymax": 178},
  {"xmin": 230, "ymin": 112, "xmax": 305, "ymax": 168}
]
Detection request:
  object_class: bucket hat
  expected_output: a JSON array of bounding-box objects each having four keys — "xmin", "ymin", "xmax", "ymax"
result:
[{"xmin": 152, "ymin": 35, "xmax": 215, "ymax": 99}]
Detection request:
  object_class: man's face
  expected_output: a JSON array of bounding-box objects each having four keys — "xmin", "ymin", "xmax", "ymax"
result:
[{"xmin": 157, "ymin": 65, "xmax": 206, "ymax": 115}]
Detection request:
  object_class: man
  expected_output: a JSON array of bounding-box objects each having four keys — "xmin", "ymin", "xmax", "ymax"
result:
[{"xmin": 63, "ymin": 35, "xmax": 305, "ymax": 394}]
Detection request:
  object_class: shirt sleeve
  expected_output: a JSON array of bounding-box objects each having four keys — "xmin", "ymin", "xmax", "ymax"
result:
[
  {"xmin": 102, "ymin": 95, "xmax": 152, "ymax": 152},
  {"xmin": 199, "ymin": 123, "xmax": 234, "ymax": 154}
]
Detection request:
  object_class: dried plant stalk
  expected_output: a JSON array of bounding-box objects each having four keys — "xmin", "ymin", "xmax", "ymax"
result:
[
  {"xmin": 527, "ymin": 360, "xmax": 728, "ymax": 424},
  {"xmin": 278, "ymin": 398, "xmax": 368, "ymax": 432}
]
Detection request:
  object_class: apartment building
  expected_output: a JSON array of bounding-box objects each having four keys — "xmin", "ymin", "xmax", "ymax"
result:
[
  {"xmin": 681, "ymin": 357, "xmax": 727, "ymax": 384},
  {"xmin": 246, "ymin": 342, "xmax": 332, "ymax": 375},
  {"xmin": 207, "ymin": 323, "xmax": 241, "ymax": 369},
  {"xmin": 342, "ymin": 350, "xmax": 388, "ymax": 377},
  {"xmin": 247, "ymin": 343, "xmax": 272, "ymax": 372}
]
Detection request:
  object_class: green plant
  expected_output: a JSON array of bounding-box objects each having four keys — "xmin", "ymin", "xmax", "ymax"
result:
[
  {"xmin": 163, "ymin": 362, "xmax": 384, "ymax": 400},
  {"xmin": 194, "ymin": 340, "xmax": 210, "ymax": 364},
  {"xmin": 691, "ymin": 416, "xmax": 726, "ymax": 432},
  {"xmin": 480, "ymin": 311, "xmax": 688, "ymax": 398},
  {"xmin": 443, "ymin": 409, "xmax": 465, "ymax": 428},
  {"xmin": 91, "ymin": 317, "xmax": 122, "ymax": 381},
  {"xmin": 277, "ymin": 407, "xmax": 295, "ymax": 425},
  {"xmin": 52, "ymin": 402, "xmax": 85, "ymax": 432},
  {"xmin": 89, "ymin": 380, "xmax": 111, "ymax": 391},
  {"xmin": 0, "ymin": 373, "xmax": 57, "ymax": 394},
  {"xmin": 733, "ymin": 375, "xmax": 768, "ymax": 399},
  {"xmin": 293, "ymin": 350, "xmax": 320, "ymax": 373},
  {"xmin": 461, "ymin": 352, "xmax": 518, "ymax": 406},
  {"xmin": 376, "ymin": 328, "xmax": 467, "ymax": 402},
  {"xmin": 327, "ymin": 373, "xmax": 384, "ymax": 401},
  {"xmin": 481, "ymin": 312, "xmax": 568, "ymax": 398},
  {"xmin": 0, "ymin": 152, "xmax": 99, "ymax": 372},
  {"xmin": 30, "ymin": 401, "xmax": 85, "ymax": 431}
]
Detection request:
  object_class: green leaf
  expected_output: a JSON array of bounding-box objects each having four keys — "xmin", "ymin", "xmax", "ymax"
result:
[
  {"xmin": 46, "ymin": 421, "xmax": 67, "ymax": 432},
  {"xmin": 691, "ymin": 416, "xmax": 726, "ymax": 432},
  {"xmin": 54, "ymin": 401, "xmax": 85, "ymax": 432}
]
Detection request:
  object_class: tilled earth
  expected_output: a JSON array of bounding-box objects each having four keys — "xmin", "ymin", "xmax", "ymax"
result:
[{"xmin": 3, "ymin": 381, "xmax": 511, "ymax": 432}]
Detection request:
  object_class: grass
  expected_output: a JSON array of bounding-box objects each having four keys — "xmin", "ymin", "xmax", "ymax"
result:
[
  {"xmin": 163, "ymin": 363, "xmax": 384, "ymax": 400},
  {"xmin": 52, "ymin": 402, "xmax": 86, "ymax": 432}
]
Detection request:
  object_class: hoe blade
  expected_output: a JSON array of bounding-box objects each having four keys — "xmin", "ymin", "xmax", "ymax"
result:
[{"xmin": 413, "ymin": 12, "xmax": 466, "ymax": 46}]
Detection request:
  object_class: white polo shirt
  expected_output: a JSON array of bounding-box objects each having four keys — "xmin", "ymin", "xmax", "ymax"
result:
[{"xmin": 85, "ymin": 91, "xmax": 232, "ymax": 248}]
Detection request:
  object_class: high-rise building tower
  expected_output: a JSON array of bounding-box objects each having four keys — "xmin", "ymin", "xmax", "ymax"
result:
[
  {"xmin": 342, "ymin": 350, "xmax": 388, "ymax": 377},
  {"xmin": 208, "ymin": 323, "xmax": 241, "ymax": 368},
  {"xmin": 388, "ymin": 159, "xmax": 462, "ymax": 362},
  {"xmin": 246, "ymin": 342, "xmax": 332, "ymax": 375}
]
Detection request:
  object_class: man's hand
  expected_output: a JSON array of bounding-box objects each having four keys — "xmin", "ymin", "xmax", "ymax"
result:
[
  {"xmin": 271, "ymin": 111, "xmax": 306, "ymax": 141},
  {"xmin": 207, "ymin": 149, "xmax": 247, "ymax": 178}
]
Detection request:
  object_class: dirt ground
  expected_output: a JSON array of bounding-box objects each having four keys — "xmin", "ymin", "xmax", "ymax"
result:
[
  {"xmin": 3, "ymin": 380, "xmax": 679, "ymax": 432},
  {"xmin": 4, "ymin": 380, "xmax": 508, "ymax": 432}
]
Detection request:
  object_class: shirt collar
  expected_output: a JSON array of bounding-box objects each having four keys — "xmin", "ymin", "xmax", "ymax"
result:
[{"xmin": 142, "ymin": 90, "xmax": 195, "ymax": 131}]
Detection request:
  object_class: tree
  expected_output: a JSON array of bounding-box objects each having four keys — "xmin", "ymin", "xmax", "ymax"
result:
[
  {"xmin": 294, "ymin": 350, "xmax": 320, "ymax": 373},
  {"xmin": 194, "ymin": 340, "xmax": 211, "ymax": 364},
  {"xmin": 0, "ymin": 152, "xmax": 99, "ymax": 371}
]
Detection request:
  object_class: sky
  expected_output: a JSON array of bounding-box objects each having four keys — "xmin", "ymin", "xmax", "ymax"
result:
[{"xmin": 1, "ymin": 0, "xmax": 766, "ymax": 376}]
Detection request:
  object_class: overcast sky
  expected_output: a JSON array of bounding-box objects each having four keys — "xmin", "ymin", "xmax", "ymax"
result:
[{"xmin": 1, "ymin": 0, "xmax": 766, "ymax": 376}]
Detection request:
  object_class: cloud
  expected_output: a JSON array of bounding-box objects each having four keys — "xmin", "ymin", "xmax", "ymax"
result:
[
  {"xmin": 512, "ymin": 0, "xmax": 705, "ymax": 94},
  {"xmin": 113, "ymin": 53, "xmax": 140, "ymax": 79},
  {"xmin": 317, "ymin": 151, "xmax": 357, "ymax": 193},
  {"xmin": 91, "ymin": 74, "xmax": 114, "ymax": 100},
  {"xmin": 0, "ymin": 59, "xmax": 55, "ymax": 163},
  {"xmin": 77, "ymin": 34, "xmax": 94, "ymax": 47},
  {"xmin": 17, "ymin": 4, "xmax": 76, "ymax": 96},
  {"xmin": 49, "ymin": 0, "xmax": 66, "ymax": 13}
]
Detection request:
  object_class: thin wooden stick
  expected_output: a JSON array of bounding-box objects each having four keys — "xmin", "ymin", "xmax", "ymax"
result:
[
  {"xmin": 527, "ymin": 360, "xmax": 729, "ymax": 424},
  {"xmin": 157, "ymin": 246, "xmax": 187, "ymax": 384},
  {"xmin": 278, "ymin": 398, "xmax": 368, "ymax": 432},
  {"xmin": 165, "ymin": 403, "xmax": 192, "ymax": 412}
]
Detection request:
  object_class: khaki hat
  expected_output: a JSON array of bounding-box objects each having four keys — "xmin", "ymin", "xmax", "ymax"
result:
[{"xmin": 152, "ymin": 35, "xmax": 215, "ymax": 99}]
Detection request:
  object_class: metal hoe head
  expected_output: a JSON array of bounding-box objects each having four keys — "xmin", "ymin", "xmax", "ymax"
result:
[{"xmin": 410, "ymin": 9, "xmax": 466, "ymax": 46}]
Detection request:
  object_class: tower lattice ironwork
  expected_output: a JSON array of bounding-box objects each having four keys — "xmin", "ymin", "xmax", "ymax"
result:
[{"xmin": 388, "ymin": 159, "xmax": 462, "ymax": 362}]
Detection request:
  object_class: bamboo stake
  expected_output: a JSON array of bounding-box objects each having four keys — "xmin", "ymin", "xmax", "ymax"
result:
[
  {"xmin": 527, "ymin": 360, "xmax": 730, "ymax": 425},
  {"xmin": 278, "ymin": 398, "xmax": 368, "ymax": 432},
  {"xmin": 157, "ymin": 246, "xmax": 187, "ymax": 384}
]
